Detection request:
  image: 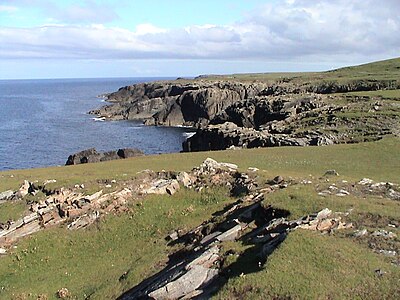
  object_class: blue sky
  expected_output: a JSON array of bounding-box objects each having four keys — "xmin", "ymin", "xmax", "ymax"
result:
[{"xmin": 0, "ymin": 0, "xmax": 399, "ymax": 79}]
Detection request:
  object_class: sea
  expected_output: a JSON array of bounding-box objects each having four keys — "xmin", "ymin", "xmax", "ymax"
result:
[{"xmin": 0, "ymin": 77, "xmax": 195, "ymax": 171}]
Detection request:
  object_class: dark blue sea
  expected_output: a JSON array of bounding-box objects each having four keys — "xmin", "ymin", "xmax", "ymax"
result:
[{"xmin": 0, "ymin": 78, "xmax": 194, "ymax": 170}]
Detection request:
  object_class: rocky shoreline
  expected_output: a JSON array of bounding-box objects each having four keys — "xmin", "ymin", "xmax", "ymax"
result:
[{"xmin": 89, "ymin": 68, "xmax": 399, "ymax": 152}]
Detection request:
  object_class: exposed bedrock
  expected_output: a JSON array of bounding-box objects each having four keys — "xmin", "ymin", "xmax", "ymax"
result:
[
  {"xmin": 210, "ymin": 96, "xmax": 320, "ymax": 129},
  {"xmin": 182, "ymin": 122, "xmax": 335, "ymax": 152},
  {"xmin": 88, "ymin": 78, "xmax": 399, "ymax": 152},
  {"xmin": 89, "ymin": 79, "xmax": 399, "ymax": 127},
  {"xmin": 89, "ymin": 81, "xmax": 286, "ymax": 126}
]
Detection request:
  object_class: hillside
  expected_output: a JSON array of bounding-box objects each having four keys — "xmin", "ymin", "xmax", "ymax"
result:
[{"xmin": 0, "ymin": 58, "xmax": 399, "ymax": 299}]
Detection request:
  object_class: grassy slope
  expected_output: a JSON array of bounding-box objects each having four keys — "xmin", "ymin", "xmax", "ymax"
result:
[
  {"xmin": 198, "ymin": 57, "xmax": 400, "ymax": 83},
  {"xmin": 0, "ymin": 137, "xmax": 399, "ymax": 299},
  {"xmin": 0, "ymin": 57, "xmax": 399, "ymax": 299}
]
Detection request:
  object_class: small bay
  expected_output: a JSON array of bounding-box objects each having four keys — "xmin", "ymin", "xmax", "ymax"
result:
[{"xmin": 0, "ymin": 77, "xmax": 193, "ymax": 170}]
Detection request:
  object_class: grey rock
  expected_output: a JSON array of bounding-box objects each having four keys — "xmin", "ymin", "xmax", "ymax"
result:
[
  {"xmin": 15, "ymin": 180, "xmax": 30, "ymax": 198},
  {"xmin": 148, "ymin": 265, "xmax": 218, "ymax": 300},
  {"xmin": 324, "ymin": 170, "xmax": 339, "ymax": 176},
  {"xmin": 216, "ymin": 224, "xmax": 242, "ymax": 242},
  {"xmin": 117, "ymin": 148, "xmax": 144, "ymax": 159},
  {"xmin": 353, "ymin": 229, "xmax": 368, "ymax": 237},
  {"xmin": 372, "ymin": 230, "xmax": 397, "ymax": 239},
  {"xmin": 0, "ymin": 190, "xmax": 14, "ymax": 201},
  {"xmin": 144, "ymin": 179, "xmax": 180, "ymax": 195},
  {"xmin": 66, "ymin": 148, "xmax": 143, "ymax": 165},
  {"xmin": 316, "ymin": 208, "xmax": 332, "ymax": 220},
  {"xmin": 377, "ymin": 249, "xmax": 397, "ymax": 256}
]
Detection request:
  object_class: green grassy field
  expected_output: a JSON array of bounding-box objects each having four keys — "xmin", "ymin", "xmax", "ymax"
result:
[
  {"xmin": 1, "ymin": 57, "xmax": 400, "ymax": 299},
  {"xmin": 0, "ymin": 136, "xmax": 399, "ymax": 299},
  {"xmin": 195, "ymin": 57, "xmax": 400, "ymax": 84}
]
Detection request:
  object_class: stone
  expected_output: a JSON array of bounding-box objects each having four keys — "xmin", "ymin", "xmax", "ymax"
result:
[
  {"xmin": 316, "ymin": 208, "xmax": 332, "ymax": 220},
  {"xmin": 43, "ymin": 179, "xmax": 57, "ymax": 186},
  {"xmin": 66, "ymin": 148, "xmax": 102, "ymax": 165},
  {"xmin": 317, "ymin": 219, "xmax": 337, "ymax": 231},
  {"xmin": 67, "ymin": 211, "xmax": 100, "ymax": 230},
  {"xmin": 353, "ymin": 229, "xmax": 368, "ymax": 237},
  {"xmin": 272, "ymin": 176, "xmax": 284, "ymax": 184},
  {"xmin": 216, "ymin": 224, "xmax": 242, "ymax": 242},
  {"xmin": 248, "ymin": 167, "xmax": 259, "ymax": 172},
  {"xmin": 200, "ymin": 231, "xmax": 222, "ymax": 245},
  {"xmin": 167, "ymin": 231, "xmax": 179, "ymax": 241},
  {"xmin": 0, "ymin": 247, "xmax": 6, "ymax": 255},
  {"xmin": 324, "ymin": 170, "xmax": 339, "ymax": 176},
  {"xmin": 57, "ymin": 288, "xmax": 70, "ymax": 299},
  {"xmin": 372, "ymin": 230, "xmax": 397, "ymax": 239},
  {"xmin": 336, "ymin": 189, "xmax": 350, "ymax": 197},
  {"xmin": 117, "ymin": 148, "xmax": 144, "ymax": 158},
  {"xmin": 388, "ymin": 189, "xmax": 400, "ymax": 200},
  {"xmin": 66, "ymin": 148, "xmax": 144, "ymax": 165},
  {"xmin": 358, "ymin": 178, "xmax": 374, "ymax": 185},
  {"xmin": 0, "ymin": 190, "xmax": 13, "ymax": 201},
  {"xmin": 148, "ymin": 265, "xmax": 218, "ymax": 300},
  {"xmin": 144, "ymin": 179, "xmax": 180, "ymax": 195},
  {"xmin": 374, "ymin": 269, "xmax": 386, "ymax": 277},
  {"xmin": 176, "ymin": 172, "xmax": 193, "ymax": 188},
  {"xmin": 15, "ymin": 180, "xmax": 31, "ymax": 198},
  {"xmin": 377, "ymin": 250, "xmax": 397, "ymax": 257}
]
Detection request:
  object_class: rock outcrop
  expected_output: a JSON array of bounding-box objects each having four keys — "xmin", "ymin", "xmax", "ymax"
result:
[
  {"xmin": 182, "ymin": 122, "xmax": 335, "ymax": 152},
  {"xmin": 65, "ymin": 148, "xmax": 143, "ymax": 165},
  {"xmin": 88, "ymin": 75, "xmax": 400, "ymax": 152},
  {"xmin": 89, "ymin": 81, "xmax": 273, "ymax": 126}
]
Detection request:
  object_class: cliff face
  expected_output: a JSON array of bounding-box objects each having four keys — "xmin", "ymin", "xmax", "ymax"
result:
[
  {"xmin": 89, "ymin": 81, "xmax": 271, "ymax": 126},
  {"xmin": 89, "ymin": 76, "xmax": 400, "ymax": 152}
]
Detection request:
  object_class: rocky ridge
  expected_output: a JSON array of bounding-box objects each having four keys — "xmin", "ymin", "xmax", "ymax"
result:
[{"xmin": 89, "ymin": 77, "xmax": 400, "ymax": 152}]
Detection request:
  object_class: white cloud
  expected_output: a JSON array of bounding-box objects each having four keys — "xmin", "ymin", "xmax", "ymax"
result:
[
  {"xmin": 0, "ymin": 5, "xmax": 18, "ymax": 13},
  {"xmin": 0, "ymin": 0, "xmax": 398, "ymax": 64}
]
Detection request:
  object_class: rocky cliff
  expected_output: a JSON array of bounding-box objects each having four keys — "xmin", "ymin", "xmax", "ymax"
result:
[
  {"xmin": 89, "ymin": 73, "xmax": 400, "ymax": 152},
  {"xmin": 89, "ymin": 81, "xmax": 273, "ymax": 126}
]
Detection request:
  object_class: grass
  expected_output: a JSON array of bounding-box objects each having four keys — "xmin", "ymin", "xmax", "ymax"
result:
[
  {"xmin": 0, "ymin": 188, "xmax": 233, "ymax": 299},
  {"xmin": 212, "ymin": 182, "xmax": 400, "ymax": 299},
  {"xmin": 0, "ymin": 116, "xmax": 399, "ymax": 298},
  {"xmin": 1, "ymin": 136, "xmax": 399, "ymax": 194},
  {"xmin": 338, "ymin": 89, "xmax": 400, "ymax": 100},
  {"xmin": 0, "ymin": 200, "xmax": 28, "ymax": 223},
  {"xmin": 215, "ymin": 230, "xmax": 399, "ymax": 299},
  {"xmin": 196, "ymin": 57, "xmax": 400, "ymax": 85}
]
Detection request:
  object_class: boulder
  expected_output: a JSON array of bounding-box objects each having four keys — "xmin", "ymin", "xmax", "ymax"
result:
[
  {"xmin": 15, "ymin": 180, "xmax": 31, "ymax": 198},
  {"xmin": 0, "ymin": 190, "xmax": 14, "ymax": 201},
  {"xmin": 66, "ymin": 148, "xmax": 144, "ymax": 165},
  {"xmin": 117, "ymin": 148, "xmax": 144, "ymax": 158},
  {"xmin": 144, "ymin": 179, "xmax": 180, "ymax": 195},
  {"xmin": 66, "ymin": 148, "xmax": 102, "ymax": 165}
]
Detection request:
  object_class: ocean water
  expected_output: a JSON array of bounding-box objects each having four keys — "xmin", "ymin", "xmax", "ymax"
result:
[{"xmin": 0, "ymin": 78, "xmax": 194, "ymax": 171}]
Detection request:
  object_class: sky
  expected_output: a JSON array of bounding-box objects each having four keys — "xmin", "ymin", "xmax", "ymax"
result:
[{"xmin": 0, "ymin": 0, "xmax": 399, "ymax": 79}]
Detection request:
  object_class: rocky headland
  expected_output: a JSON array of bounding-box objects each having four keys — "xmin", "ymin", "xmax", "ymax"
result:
[{"xmin": 89, "ymin": 59, "xmax": 400, "ymax": 152}]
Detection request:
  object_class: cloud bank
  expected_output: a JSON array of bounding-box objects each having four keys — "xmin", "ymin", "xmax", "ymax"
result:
[{"xmin": 0, "ymin": 0, "xmax": 399, "ymax": 63}]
